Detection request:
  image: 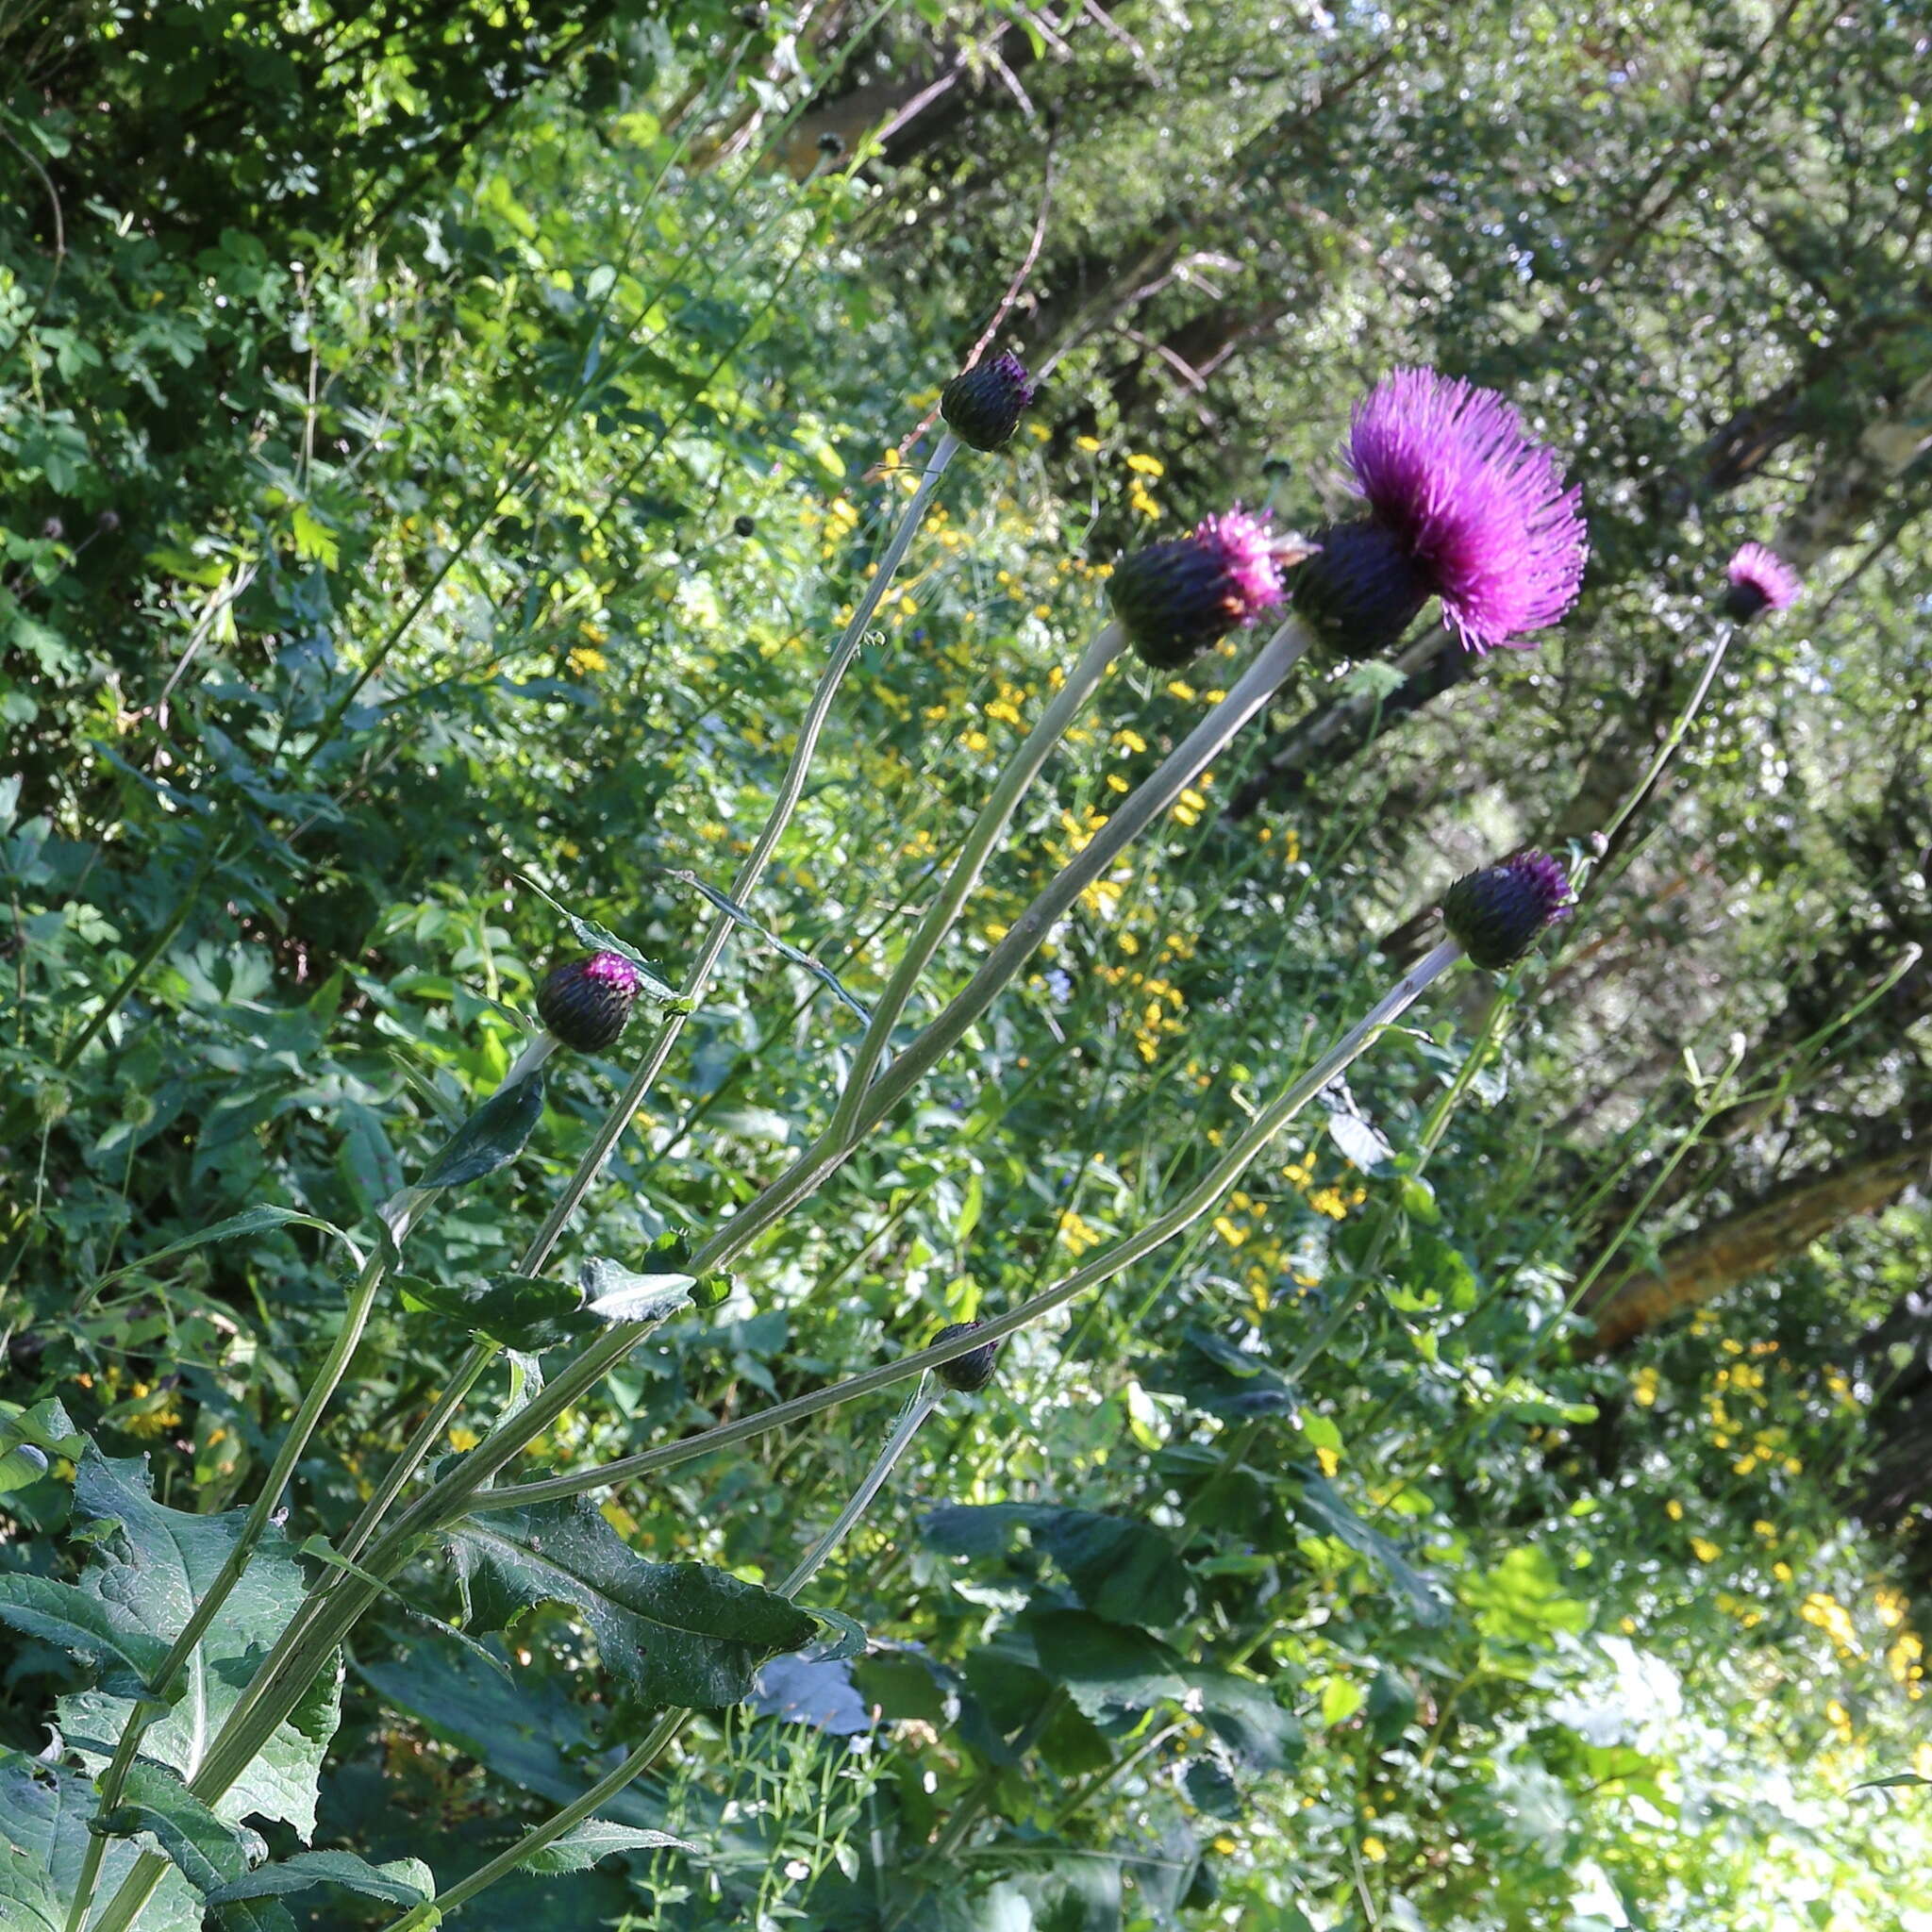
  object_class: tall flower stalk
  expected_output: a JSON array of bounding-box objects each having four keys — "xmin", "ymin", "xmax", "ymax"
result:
[
  {"xmin": 76, "ymin": 365, "xmax": 1597, "ymax": 1931},
  {"xmin": 466, "ymin": 932, "xmax": 1491, "ymax": 1518},
  {"xmin": 83, "ymin": 422, "xmax": 971, "ymax": 1932}
]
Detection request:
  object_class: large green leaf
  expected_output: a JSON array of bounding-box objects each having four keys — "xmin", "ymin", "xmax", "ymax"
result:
[
  {"xmin": 0, "ymin": 1751, "xmax": 203, "ymax": 1932},
  {"xmin": 83, "ymin": 1207, "xmax": 363, "ymax": 1301},
  {"xmin": 98, "ymin": 1758, "xmax": 264, "ymax": 1896},
  {"xmin": 205, "ymin": 1848, "xmax": 434, "ymax": 1907},
  {"xmin": 445, "ymin": 1495, "xmax": 815, "ymax": 1708},
  {"xmin": 921, "ymin": 1505, "xmax": 1192, "ymax": 1626},
  {"xmin": 1150, "ymin": 1327, "xmax": 1296, "ymax": 1422},
  {"xmin": 1022, "ymin": 1607, "xmax": 1189, "ymax": 1718},
  {"xmin": 49, "ymin": 1450, "xmax": 340, "ymax": 1836},
  {"xmin": 1290, "ymin": 1470, "xmax": 1451, "ymax": 1628},
  {"xmin": 0, "ymin": 1398, "xmax": 85, "ymax": 1496},
  {"xmin": 416, "ymin": 1070, "xmax": 546, "ymax": 1190},
  {"xmin": 398, "ymin": 1255, "xmax": 691, "ymax": 1353},
  {"xmin": 0, "ymin": 1574, "xmax": 175, "ymax": 1699},
  {"xmin": 518, "ymin": 1820, "xmax": 695, "ymax": 1874},
  {"xmin": 1187, "ymin": 1668, "xmax": 1305, "ymax": 1773},
  {"xmin": 356, "ymin": 1644, "xmax": 662, "ymax": 1825}
]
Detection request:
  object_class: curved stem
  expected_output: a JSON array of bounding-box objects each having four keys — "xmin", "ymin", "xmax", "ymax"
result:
[
  {"xmin": 179, "ymin": 430, "xmax": 966, "ymax": 1800},
  {"xmin": 685, "ymin": 617, "xmax": 1317, "ymax": 1274},
  {"xmin": 475, "ymin": 941, "xmax": 1464, "ymax": 1518},
  {"xmin": 66, "ymin": 1250, "xmax": 386, "ymax": 1932},
  {"xmin": 379, "ymin": 1382, "xmax": 943, "ymax": 1930},
  {"xmin": 57, "ymin": 834, "xmax": 227, "ymax": 1071},
  {"xmin": 133, "ymin": 570, "xmax": 1290, "ymax": 1881}
]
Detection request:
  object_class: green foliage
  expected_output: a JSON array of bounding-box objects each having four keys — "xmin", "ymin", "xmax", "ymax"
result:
[
  {"xmin": 26, "ymin": 1451, "xmax": 340, "ymax": 1837},
  {"xmin": 445, "ymin": 1496, "xmax": 819, "ymax": 1708},
  {"xmin": 2, "ymin": 2, "xmax": 1929, "ymax": 1930},
  {"xmin": 0, "ymin": 1753, "xmax": 204, "ymax": 1932}
]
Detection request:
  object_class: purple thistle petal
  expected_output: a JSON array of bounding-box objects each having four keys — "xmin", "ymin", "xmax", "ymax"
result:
[
  {"xmin": 1342, "ymin": 368, "xmax": 1588, "ymax": 653},
  {"xmin": 1724, "ymin": 541, "xmax": 1801, "ymax": 620},
  {"xmin": 537, "ymin": 950, "xmax": 641, "ymax": 1052},
  {"xmin": 1108, "ymin": 504, "xmax": 1285, "ymax": 669},
  {"xmin": 1192, "ymin": 506, "xmax": 1287, "ymax": 624}
]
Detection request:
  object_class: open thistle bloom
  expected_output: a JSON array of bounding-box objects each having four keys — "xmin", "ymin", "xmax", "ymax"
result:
[
  {"xmin": 1724, "ymin": 541, "xmax": 1801, "ymax": 623},
  {"xmin": 932, "ymin": 1320, "xmax": 1004, "ymax": 1393},
  {"xmin": 1441, "ymin": 849, "xmax": 1574, "ymax": 971},
  {"xmin": 1291, "ymin": 368, "xmax": 1587, "ymax": 656},
  {"xmin": 941, "ymin": 351, "xmax": 1036, "ymax": 452},
  {"xmin": 1108, "ymin": 506, "xmax": 1287, "ymax": 669},
  {"xmin": 535, "ymin": 950, "xmax": 641, "ymax": 1053}
]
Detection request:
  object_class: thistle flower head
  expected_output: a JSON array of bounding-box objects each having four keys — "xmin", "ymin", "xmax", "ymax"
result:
[
  {"xmin": 1293, "ymin": 368, "xmax": 1587, "ymax": 656},
  {"xmin": 1724, "ymin": 541, "xmax": 1801, "ymax": 622},
  {"xmin": 1441, "ymin": 849, "xmax": 1574, "ymax": 971},
  {"xmin": 932, "ymin": 1320, "xmax": 1003, "ymax": 1393},
  {"xmin": 535, "ymin": 950, "xmax": 641, "ymax": 1054},
  {"xmin": 1108, "ymin": 505, "xmax": 1286, "ymax": 669},
  {"xmin": 941, "ymin": 351, "xmax": 1036, "ymax": 452}
]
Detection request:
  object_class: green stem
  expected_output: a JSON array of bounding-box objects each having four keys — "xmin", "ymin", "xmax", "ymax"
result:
[
  {"xmin": 57, "ymin": 835, "xmax": 226, "ymax": 1071},
  {"xmin": 301, "ymin": 435, "xmax": 960, "ymax": 1556},
  {"xmin": 115, "ymin": 573, "xmax": 1289, "ymax": 1928},
  {"xmin": 827, "ymin": 619, "xmax": 1126, "ymax": 1142},
  {"xmin": 475, "ymin": 939, "xmax": 1466, "ymax": 1519},
  {"xmin": 379, "ymin": 1383, "xmax": 943, "ymax": 1930},
  {"xmin": 675, "ymin": 618, "xmax": 1318, "ymax": 1276},
  {"xmin": 65, "ymin": 1248, "xmax": 386, "ymax": 1932}
]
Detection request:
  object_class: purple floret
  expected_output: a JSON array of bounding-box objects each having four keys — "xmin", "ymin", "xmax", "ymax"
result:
[
  {"xmin": 1724, "ymin": 541, "xmax": 1801, "ymax": 621},
  {"xmin": 1341, "ymin": 368, "xmax": 1588, "ymax": 653}
]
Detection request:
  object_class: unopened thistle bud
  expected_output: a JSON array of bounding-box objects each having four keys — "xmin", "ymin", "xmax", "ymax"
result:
[
  {"xmin": 1108, "ymin": 507, "xmax": 1286, "ymax": 670},
  {"xmin": 535, "ymin": 951, "xmax": 641, "ymax": 1053},
  {"xmin": 1723, "ymin": 541, "xmax": 1800, "ymax": 623},
  {"xmin": 1441, "ymin": 850, "xmax": 1574, "ymax": 971},
  {"xmin": 940, "ymin": 352, "xmax": 1036, "ymax": 452},
  {"xmin": 1291, "ymin": 368, "xmax": 1586, "ymax": 657},
  {"xmin": 932, "ymin": 1321, "xmax": 1003, "ymax": 1393}
]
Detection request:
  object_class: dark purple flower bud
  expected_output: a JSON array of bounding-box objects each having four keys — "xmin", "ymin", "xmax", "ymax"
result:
[
  {"xmin": 1108, "ymin": 507, "xmax": 1287, "ymax": 670},
  {"xmin": 535, "ymin": 950, "xmax": 641, "ymax": 1053},
  {"xmin": 1285, "ymin": 519, "xmax": 1430, "ymax": 658},
  {"xmin": 940, "ymin": 352, "xmax": 1036, "ymax": 452},
  {"xmin": 932, "ymin": 1321, "xmax": 1003, "ymax": 1393},
  {"xmin": 1291, "ymin": 369, "xmax": 1587, "ymax": 656},
  {"xmin": 97, "ymin": 509, "xmax": 122, "ymax": 532},
  {"xmin": 1441, "ymin": 850, "xmax": 1574, "ymax": 971},
  {"xmin": 1723, "ymin": 541, "xmax": 1801, "ymax": 622}
]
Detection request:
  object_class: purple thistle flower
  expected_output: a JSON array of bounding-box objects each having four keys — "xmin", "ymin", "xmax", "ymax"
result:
[
  {"xmin": 1441, "ymin": 849, "xmax": 1574, "ymax": 971},
  {"xmin": 1724, "ymin": 541, "xmax": 1801, "ymax": 622},
  {"xmin": 1292, "ymin": 368, "xmax": 1587, "ymax": 656},
  {"xmin": 536, "ymin": 949, "xmax": 642, "ymax": 1053},
  {"xmin": 1108, "ymin": 505, "xmax": 1287, "ymax": 670},
  {"xmin": 941, "ymin": 351, "xmax": 1037, "ymax": 452}
]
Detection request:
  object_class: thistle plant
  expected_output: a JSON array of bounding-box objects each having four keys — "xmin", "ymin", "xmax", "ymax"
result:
[
  {"xmin": 1290, "ymin": 367, "xmax": 1587, "ymax": 655},
  {"xmin": 14, "ymin": 361, "xmax": 1605, "ymax": 1932}
]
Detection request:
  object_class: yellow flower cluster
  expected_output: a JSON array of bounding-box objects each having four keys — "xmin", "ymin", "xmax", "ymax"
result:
[
  {"xmin": 1800, "ymin": 1591, "xmax": 1862, "ymax": 1657},
  {"xmin": 1058, "ymin": 1208, "xmax": 1105, "ymax": 1257}
]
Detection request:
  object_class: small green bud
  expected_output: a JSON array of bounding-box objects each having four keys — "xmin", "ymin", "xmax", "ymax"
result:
[{"xmin": 932, "ymin": 1321, "xmax": 1003, "ymax": 1393}]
